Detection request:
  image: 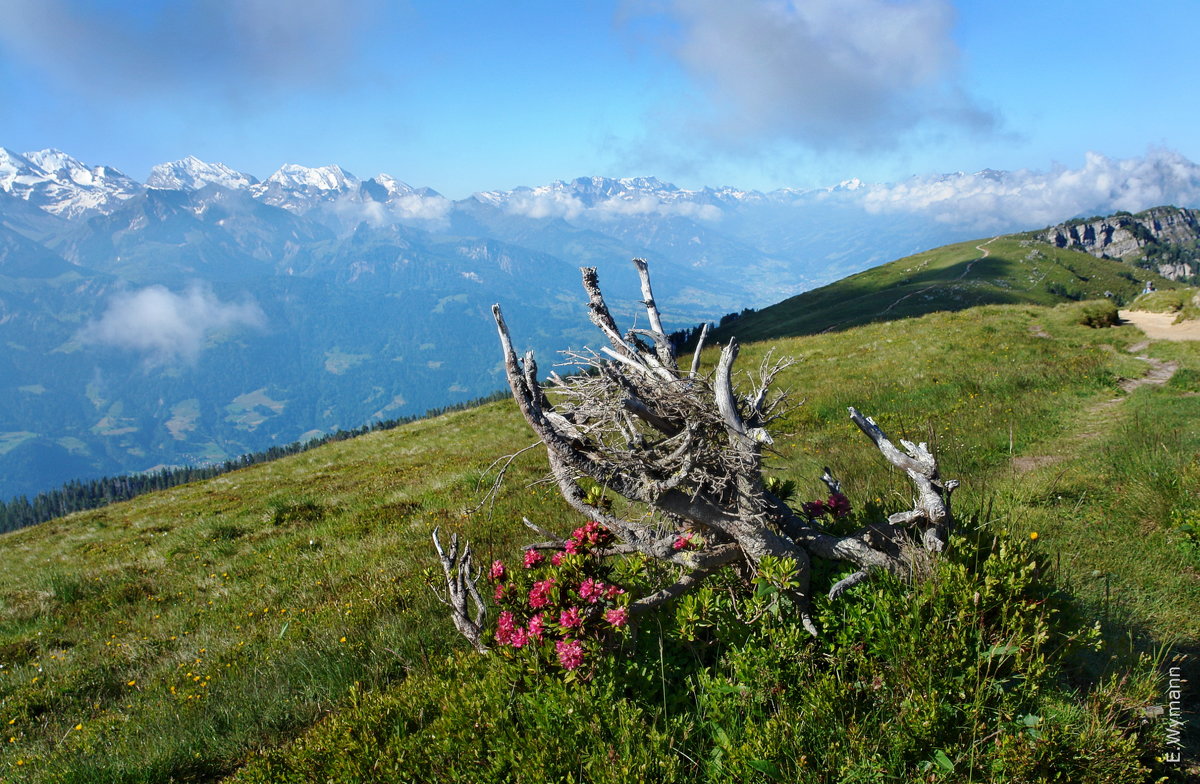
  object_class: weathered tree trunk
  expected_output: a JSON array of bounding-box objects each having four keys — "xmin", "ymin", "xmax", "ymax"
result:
[{"xmin": 437, "ymin": 259, "xmax": 957, "ymax": 639}]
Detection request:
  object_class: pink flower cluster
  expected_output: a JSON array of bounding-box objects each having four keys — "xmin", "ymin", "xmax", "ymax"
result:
[
  {"xmin": 672, "ymin": 533, "xmax": 694, "ymax": 551},
  {"xmin": 578, "ymin": 577, "xmax": 622, "ymax": 604},
  {"xmin": 603, "ymin": 607, "xmax": 628, "ymax": 627},
  {"xmin": 496, "ymin": 610, "xmax": 545, "ymax": 648},
  {"xmin": 484, "ymin": 520, "xmax": 631, "ymax": 674},
  {"xmin": 529, "ymin": 578, "xmax": 556, "ymax": 609},
  {"xmin": 802, "ymin": 492, "xmax": 852, "ymax": 520},
  {"xmin": 564, "ymin": 520, "xmax": 614, "ymax": 554},
  {"xmin": 555, "ymin": 639, "xmax": 584, "ymax": 670}
]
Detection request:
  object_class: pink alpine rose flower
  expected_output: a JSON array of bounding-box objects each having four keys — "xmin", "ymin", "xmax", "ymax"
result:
[
  {"xmin": 551, "ymin": 551, "xmax": 566, "ymax": 566},
  {"xmin": 495, "ymin": 611, "xmax": 516, "ymax": 645},
  {"xmin": 529, "ymin": 578, "xmax": 556, "ymax": 609},
  {"xmin": 509, "ymin": 627, "xmax": 530, "ymax": 649},
  {"xmin": 826, "ymin": 492, "xmax": 852, "ymax": 518},
  {"xmin": 488, "ymin": 560, "xmax": 506, "ymax": 581},
  {"xmin": 527, "ymin": 613, "xmax": 546, "ymax": 640},
  {"xmin": 604, "ymin": 607, "xmax": 629, "ymax": 628},
  {"xmin": 578, "ymin": 578, "xmax": 604, "ymax": 604},
  {"xmin": 556, "ymin": 638, "xmax": 585, "ymax": 670},
  {"xmin": 559, "ymin": 606, "xmax": 584, "ymax": 629},
  {"xmin": 523, "ymin": 549, "xmax": 544, "ymax": 568}
]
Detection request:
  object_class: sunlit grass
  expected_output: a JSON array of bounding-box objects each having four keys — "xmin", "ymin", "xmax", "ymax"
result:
[{"xmin": 1, "ymin": 300, "xmax": 1196, "ymax": 780}]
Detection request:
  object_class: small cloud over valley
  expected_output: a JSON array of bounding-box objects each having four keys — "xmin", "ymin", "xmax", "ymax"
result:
[{"xmin": 78, "ymin": 284, "xmax": 266, "ymax": 366}]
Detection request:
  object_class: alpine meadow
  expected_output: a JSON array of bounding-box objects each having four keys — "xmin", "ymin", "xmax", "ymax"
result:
[{"xmin": 2, "ymin": 221, "xmax": 1198, "ymax": 781}]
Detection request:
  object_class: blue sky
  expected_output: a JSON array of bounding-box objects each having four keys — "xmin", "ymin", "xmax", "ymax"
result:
[{"xmin": 1, "ymin": 0, "xmax": 1197, "ymax": 198}]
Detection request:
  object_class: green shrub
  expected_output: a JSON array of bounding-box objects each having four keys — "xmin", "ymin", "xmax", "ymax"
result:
[
  {"xmin": 229, "ymin": 520, "xmax": 1170, "ymax": 783},
  {"xmin": 1078, "ymin": 300, "xmax": 1120, "ymax": 328},
  {"xmin": 1131, "ymin": 289, "xmax": 1188, "ymax": 313}
]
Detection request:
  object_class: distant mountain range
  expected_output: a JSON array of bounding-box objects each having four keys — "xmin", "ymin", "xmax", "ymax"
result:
[{"xmin": 2, "ymin": 146, "xmax": 1199, "ymax": 500}]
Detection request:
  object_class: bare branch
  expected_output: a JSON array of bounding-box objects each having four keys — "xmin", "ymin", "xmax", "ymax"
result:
[
  {"xmin": 828, "ymin": 569, "xmax": 870, "ymax": 600},
  {"xmin": 432, "ymin": 527, "xmax": 488, "ymax": 652},
  {"xmin": 688, "ymin": 322, "xmax": 709, "ymax": 379},
  {"xmin": 848, "ymin": 407, "xmax": 955, "ymax": 551},
  {"xmin": 632, "ymin": 257, "xmax": 675, "ymax": 370},
  {"xmin": 632, "ymin": 258, "xmax": 666, "ymax": 337},
  {"xmin": 714, "ymin": 339, "xmax": 748, "ymax": 438},
  {"xmin": 820, "ymin": 467, "xmax": 842, "ymax": 496},
  {"xmin": 468, "ymin": 440, "xmax": 544, "ymax": 514}
]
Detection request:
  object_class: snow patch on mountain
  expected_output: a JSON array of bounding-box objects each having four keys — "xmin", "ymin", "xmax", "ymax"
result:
[
  {"xmin": 148, "ymin": 156, "xmax": 258, "ymax": 191},
  {"xmin": 0, "ymin": 147, "xmax": 138, "ymax": 217},
  {"xmin": 250, "ymin": 164, "xmax": 360, "ymax": 214}
]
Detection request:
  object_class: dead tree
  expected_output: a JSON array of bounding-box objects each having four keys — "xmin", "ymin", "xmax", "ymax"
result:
[{"xmin": 439, "ymin": 259, "xmax": 956, "ymax": 639}]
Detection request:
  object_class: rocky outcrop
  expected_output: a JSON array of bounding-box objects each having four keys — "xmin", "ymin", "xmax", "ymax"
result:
[{"xmin": 1040, "ymin": 206, "xmax": 1200, "ymax": 280}]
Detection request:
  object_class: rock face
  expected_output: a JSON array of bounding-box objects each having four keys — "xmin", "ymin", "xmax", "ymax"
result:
[{"xmin": 1040, "ymin": 207, "xmax": 1200, "ymax": 280}]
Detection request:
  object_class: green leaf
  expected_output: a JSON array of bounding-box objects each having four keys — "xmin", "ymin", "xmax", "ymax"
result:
[
  {"xmin": 984, "ymin": 643, "xmax": 1018, "ymax": 658},
  {"xmin": 933, "ymin": 749, "xmax": 955, "ymax": 772},
  {"xmin": 748, "ymin": 759, "xmax": 781, "ymax": 779}
]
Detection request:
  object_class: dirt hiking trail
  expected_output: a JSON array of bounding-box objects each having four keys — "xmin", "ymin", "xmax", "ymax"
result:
[
  {"xmin": 1119, "ymin": 310, "xmax": 1200, "ymax": 341},
  {"xmin": 1011, "ymin": 313, "xmax": 1192, "ymax": 474}
]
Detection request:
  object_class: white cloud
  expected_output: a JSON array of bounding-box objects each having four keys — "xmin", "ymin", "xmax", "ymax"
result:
[
  {"xmin": 631, "ymin": 0, "xmax": 995, "ymax": 150},
  {"xmin": 592, "ymin": 195, "xmax": 722, "ymax": 221},
  {"xmin": 502, "ymin": 191, "xmax": 587, "ymax": 220},
  {"xmin": 500, "ymin": 189, "xmax": 721, "ymax": 222},
  {"xmin": 859, "ymin": 149, "xmax": 1200, "ymax": 231},
  {"xmin": 0, "ymin": 0, "xmax": 380, "ymax": 96},
  {"xmin": 330, "ymin": 192, "xmax": 452, "ymax": 229},
  {"xmin": 79, "ymin": 284, "xmax": 266, "ymax": 365},
  {"xmin": 389, "ymin": 193, "xmax": 453, "ymax": 223}
]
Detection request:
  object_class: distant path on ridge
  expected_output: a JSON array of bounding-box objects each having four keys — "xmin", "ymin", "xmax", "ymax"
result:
[{"xmin": 878, "ymin": 236, "xmax": 997, "ymax": 317}]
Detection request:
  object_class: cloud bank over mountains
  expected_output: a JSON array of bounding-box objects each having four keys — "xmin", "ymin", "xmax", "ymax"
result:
[
  {"xmin": 475, "ymin": 149, "xmax": 1200, "ymax": 235},
  {"xmin": 860, "ymin": 148, "xmax": 1200, "ymax": 231},
  {"xmin": 4, "ymin": 143, "xmax": 1199, "ymax": 239}
]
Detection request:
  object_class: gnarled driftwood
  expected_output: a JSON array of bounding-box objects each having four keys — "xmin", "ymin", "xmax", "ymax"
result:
[{"xmin": 437, "ymin": 259, "xmax": 957, "ymax": 640}]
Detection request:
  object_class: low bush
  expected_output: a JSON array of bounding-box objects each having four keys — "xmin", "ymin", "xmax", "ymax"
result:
[
  {"xmin": 1078, "ymin": 300, "xmax": 1120, "ymax": 328},
  {"xmin": 231, "ymin": 518, "xmax": 1171, "ymax": 783}
]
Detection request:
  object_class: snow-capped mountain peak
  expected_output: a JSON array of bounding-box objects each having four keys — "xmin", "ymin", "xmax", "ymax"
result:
[
  {"xmin": 0, "ymin": 147, "xmax": 41, "ymax": 191},
  {"xmin": 26, "ymin": 148, "xmax": 89, "ymax": 181},
  {"xmin": 147, "ymin": 156, "xmax": 258, "ymax": 191},
  {"xmin": 262, "ymin": 163, "xmax": 357, "ymax": 192},
  {"xmin": 371, "ymin": 172, "xmax": 418, "ymax": 198},
  {"xmin": 249, "ymin": 164, "xmax": 360, "ymax": 214},
  {"xmin": 25, "ymin": 148, "xmax": 136, "ymax": 190},
  {"xmin": 0, "ymin": 148, "xmax": 137, "ymax": 217}
]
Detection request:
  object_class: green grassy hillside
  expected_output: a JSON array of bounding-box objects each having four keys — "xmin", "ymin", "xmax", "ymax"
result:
[
  {"xmin": 714, "ymin": 235, "xmax": 1175, "ymax": 343},
  {"xmin": 2, "ymin": 292, "xmax": 1197, "ymax": 780}
]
